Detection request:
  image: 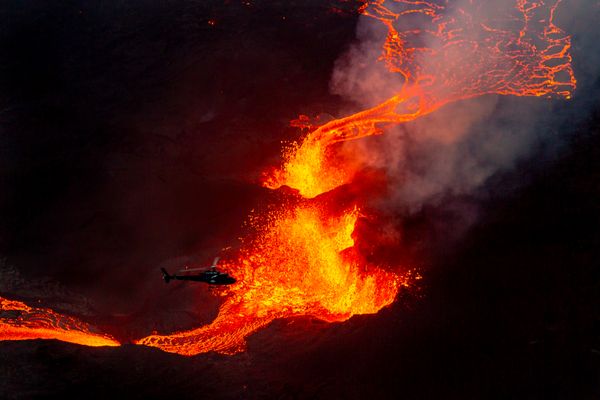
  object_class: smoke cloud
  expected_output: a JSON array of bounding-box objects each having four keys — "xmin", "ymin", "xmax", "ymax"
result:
[{"xmin": 329, "ymin": 0, "xmax": 599, "ymax": 232}]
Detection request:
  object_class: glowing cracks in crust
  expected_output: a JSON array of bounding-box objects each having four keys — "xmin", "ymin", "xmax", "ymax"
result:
[{"xmin": 265, "ymin": 0, "xmax": 576, "ymax": 198}]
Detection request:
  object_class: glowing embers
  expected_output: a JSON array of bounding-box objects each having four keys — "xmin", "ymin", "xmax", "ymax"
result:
[
  {"xmin": 264, "ymin": 0, "xmax": 576, "ymax": 197},
  {"xmin": 137, "ymin": 204, "xmax": 406, "ymax": 355},
  {"xmin": 0, "ymin": 297, "xmax": 119, "ymax": 347}
]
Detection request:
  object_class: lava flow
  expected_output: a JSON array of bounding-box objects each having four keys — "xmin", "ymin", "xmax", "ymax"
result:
[
  {"xmin": 137, "ymin": 204, "xmax": 407, "ymax": 355},
  {"xmin": 0, "ymin": 296, "xmax": 119, "ymax": 347},
  {"xmin": 138, "ymin": 0, "xmax": 575, "ymax": 356},
  {"xmin": 265, "ymin": 0, "xmax": 576, "ymax": 197},
  {"xmin": 0, "ymin": 0, "xmax": 576, "ymax": 356}
]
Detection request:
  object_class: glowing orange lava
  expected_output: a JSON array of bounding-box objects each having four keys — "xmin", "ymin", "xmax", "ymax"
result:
[
  {"xmin": 0, "ymin": 0, "xmax": 576, "ymax": 356},
  {"xmin": 137, "ymin": 205, "xmax": 407, "ymax": 355},
  {"xmin": 265, "ymin": 0, "xmax": 576, "ymax": 197},
  {"xmin": 133, "ymin": 0, "xmax": 578, "ymax": 356},
  {"xmin": 0, "ymin": 296, "xmax": 119, "ymax": 347}
]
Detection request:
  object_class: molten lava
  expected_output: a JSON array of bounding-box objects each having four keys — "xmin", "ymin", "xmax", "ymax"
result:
[
  {"xmin": 137, "ymin": 205, "xmax": 407, "ymax": 355},
  {"xmin": 0, "ymin": 0, "xmax": 576, "ymax": 356},
  {"xmin": 0, "ymin": 297, "xmax": 119, "ymax": 347},
  {"xmin": 265, "ymin": 0, "xmax": 576, "ymax": 197}
]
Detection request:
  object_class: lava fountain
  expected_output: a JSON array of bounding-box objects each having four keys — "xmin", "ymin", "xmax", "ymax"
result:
[
  {"xmin": 137, "ymin": 204, "xmax": 409, "ymax": 355},
  {"xmin": 0, "ymin": 0, "xmax": 575, "ymax": 355}
]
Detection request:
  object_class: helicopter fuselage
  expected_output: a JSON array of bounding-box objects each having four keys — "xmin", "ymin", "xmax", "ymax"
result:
[{"xmin": 164, "ymin": 270, "xmax": 236, "ymax": 285}]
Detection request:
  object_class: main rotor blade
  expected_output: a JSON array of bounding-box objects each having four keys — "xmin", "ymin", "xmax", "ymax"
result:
[{"xmin": 177, "ymin": 267, "xmax": 207, "ymax": 273}]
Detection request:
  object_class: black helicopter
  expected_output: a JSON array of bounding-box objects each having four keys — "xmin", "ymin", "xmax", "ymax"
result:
[{"xmin": 160, "ymin": 257, "xmax": 236, "ymax": 285}]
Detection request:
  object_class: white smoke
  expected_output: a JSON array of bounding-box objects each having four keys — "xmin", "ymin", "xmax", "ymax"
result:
[{"xmin": 328, "ymin": 0, "xmax": 598, "ymax": 225}]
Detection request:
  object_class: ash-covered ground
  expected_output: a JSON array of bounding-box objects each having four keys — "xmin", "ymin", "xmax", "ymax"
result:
[{"xmin": 1, "ymin": 1, "xmax": 599, "ymax": 399}]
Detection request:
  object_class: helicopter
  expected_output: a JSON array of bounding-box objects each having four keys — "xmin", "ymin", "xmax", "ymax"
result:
[{"xmin": 160, "ymin": 257, "xmax": 236, "ymax": 285}]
